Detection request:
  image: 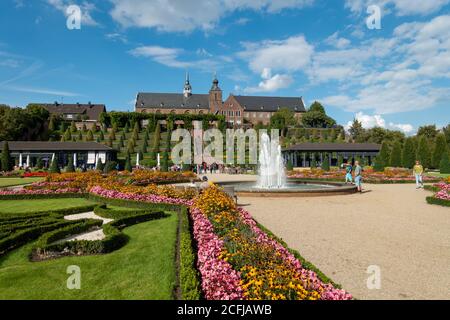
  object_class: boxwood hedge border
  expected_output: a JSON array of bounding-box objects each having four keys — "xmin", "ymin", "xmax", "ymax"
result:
[{"xmin": 426, "ymin": 196, "xmax": 450, "ymax": 207}]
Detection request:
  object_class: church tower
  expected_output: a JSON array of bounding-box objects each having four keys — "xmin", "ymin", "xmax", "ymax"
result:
[
  {"xmin": 183, "ymin": 72, "xmax": 192, "ymax": 98},
  {"xmin": 209, "ymin": 73, "xmax": 222, "ymax": 113}
]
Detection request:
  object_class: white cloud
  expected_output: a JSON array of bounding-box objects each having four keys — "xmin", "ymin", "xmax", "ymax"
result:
[
  {"xmin": 345, "ymin": 0, "xmax": 449, "ymax": 16},
  {"xmin": 47, "ymin": 0, "xmax": 99, "ymax": 26},
  {"xmin": 109, "ymin": 0, "xmax": 314, "ymax": 32},
  {"xmin": 3, "ymin": 85, "xmax": 79, "ymax": 97},
  {"xmin": 239, "ymin": 35, "xmax": 314, "ymax": 73},
  {"xmin": 244, "ymin": 68, "xmax": 293, "ymax": 93},
  {"xmin": 129, "ymin": 46, "xmax": 190, "ymax": 69},
  {"xmin": 345, "ymin": 112, "xmax": 414, "ymax": 134},
  {"xmin": 325, "ymin": 32, "xmax": 351, "ymax": 49},
  {"xmin": 317, "ymin": 15, "xmax": 450, "ymax": 115},
  {"xmin": 129, "ymin": 45, "xmax": 233, "ymax": 73}
]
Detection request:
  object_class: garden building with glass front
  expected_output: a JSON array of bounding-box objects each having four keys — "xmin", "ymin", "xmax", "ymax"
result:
[
  {"xmin": 0, "ymin": 141, "xmax": 115, "ymax": 169},
  {"xmin": 282, "ymin": 143, "xmax": 381, "ymax": 168}
]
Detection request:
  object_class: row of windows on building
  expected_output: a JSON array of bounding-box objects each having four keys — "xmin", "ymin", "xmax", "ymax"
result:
[{"xmin": 219, "ymin": 110, "xmax": 272, "ymax": 118}]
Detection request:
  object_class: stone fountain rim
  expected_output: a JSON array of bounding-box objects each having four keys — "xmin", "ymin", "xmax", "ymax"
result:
[{"xmin": 217, "ymin": 179, "xmax": 358, "ymax": 197}]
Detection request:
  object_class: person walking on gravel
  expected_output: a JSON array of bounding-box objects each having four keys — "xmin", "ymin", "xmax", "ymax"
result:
[
  {"xmin": 344, "ymin": 162, "xmax": 353, "ymax": 184},
  {"xmin": 413, "ymin": 160, "xmax": 424, "ymax": 189},
  {"xmin": 354, "ymin": 161, "xmax": 363, "ymax": 193}
]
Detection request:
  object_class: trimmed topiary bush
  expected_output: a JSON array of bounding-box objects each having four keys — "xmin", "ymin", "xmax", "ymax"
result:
[{"xmin": 440, "ymin": 150, "xmax": 450, "ymax": 174}]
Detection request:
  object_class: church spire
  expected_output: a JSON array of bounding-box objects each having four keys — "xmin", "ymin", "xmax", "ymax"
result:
[
  {"xmin": 183, "ymin": 71, "xmax": 192, "ymax": 97},
  {"xmin": 211, "ymin": 72, "xmax": 220, "ymax": 91}
]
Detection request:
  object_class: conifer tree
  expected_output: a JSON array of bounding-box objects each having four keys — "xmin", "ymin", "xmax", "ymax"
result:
[
  {"xmin": 432, "ymin": 133, "xmax": 447, "ymax": 169},
  {"xmin": 1, "ymin": 142, "xmax": 12, "ymax": 172},
  {"xmin": 389, "ymin": 141, "xmax": 402, "ymax": 167},
  {"xmin": 402, "ymin": 137, "xmax": 416, "ymax": 169},
  {"xmin": 416, "ymin": 136, "xmax": 431, "ymax": 169}
]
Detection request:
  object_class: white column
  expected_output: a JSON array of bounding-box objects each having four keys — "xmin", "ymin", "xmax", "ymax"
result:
[
  {"xmin": 19, "ymin": 153, "xmax": 23, "ymax": 167},
  {"xmin": 73, "ymin": 153, "xmax": 77, "ymax": 167},
  {"xmin": 136, "ymin": 152, "xmax": 140, "ymax": 167},
  {"xmin": 26, "ymin": 155, "xmax": 30, "ymax": 168}
]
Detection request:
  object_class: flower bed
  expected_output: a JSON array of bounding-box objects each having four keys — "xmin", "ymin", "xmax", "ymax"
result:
[
  {"xmin": 288, "ymin": 168, "xmax": 442, "ymax": 184},
  {"xmin": 193, "ymin": 186, "xmax": 352, "ymax": 300},
  {"xmin": 22, "ymin": 172, "xmax": 48, "ymax": 178},
  {"xmin": 427, "ymin": 182, "xmax": 450, "ymax": 207}
]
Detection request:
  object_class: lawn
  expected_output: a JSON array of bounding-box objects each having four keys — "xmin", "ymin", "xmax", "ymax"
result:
[
  {"xmin": 425, "ymin": 172, "xmax": 450, "ymax": 178},
  {"xmin": 0, "ymin": 198, "xmax": 95, "ymax": 214},
  {"xmin": 0, "ymin": 210, "xmax": 178, "ymax": 299},
  {"xmin": 0, "ymin": 177, "xmax": 43, "ymax": 188}
]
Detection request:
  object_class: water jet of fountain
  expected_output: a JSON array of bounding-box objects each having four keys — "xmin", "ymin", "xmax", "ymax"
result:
[{"xmin": 257, "ymin": 133, "xmax": 286, "ymax": 189}]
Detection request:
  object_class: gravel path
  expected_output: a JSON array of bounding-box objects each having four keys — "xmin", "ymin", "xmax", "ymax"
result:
[
  {"xmin": 205, "ymin": 174, "xmax": 450, "ymax": 300},
  {"xmin": 61, "ymin": 212, "xmax": 113, "ymax": 242}
]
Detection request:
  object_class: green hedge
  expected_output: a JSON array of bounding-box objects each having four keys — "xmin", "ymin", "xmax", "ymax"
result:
[
  {"xmin": 93, "ymin": 204, "xmax": 156, "ymax": 219},
  {"xmin": 179, "ymin": 206, "xmax": 201, "ymax": 300},
  {"xmin": 87, "ymin": 193, "xmax": 184, "ymax": 213},
  {"xmin": 0, "ymin": 193, "xmax": 86, "ymax": 200},
  {"xmin": 426, "ymin": 196, "xmax": 450, "ymax": 207},
  {"xmin": 0, "ymin": 204, "xmax": 96, "ymax": 219},
  {"xmin": 33, "ymin": 210, "xmax": 167, "ymax": 257},
  {"xmin": 0, "ymin": 220, "xmax": 77, "ymax": 256}
]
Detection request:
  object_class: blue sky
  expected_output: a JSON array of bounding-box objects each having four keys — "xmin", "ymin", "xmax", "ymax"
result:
[{"xmin": 0, "ymin": 0, "xmax": 449, "ymax": 134}]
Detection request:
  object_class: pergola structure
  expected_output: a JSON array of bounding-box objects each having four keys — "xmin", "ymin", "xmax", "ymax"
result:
[
  {"xmin": 0, "ymin": 141, "xmax": 116, "ymax": 169},
  {"xmin": 282, "ymin": 143, "xmax": 381, "ymax": 168}
]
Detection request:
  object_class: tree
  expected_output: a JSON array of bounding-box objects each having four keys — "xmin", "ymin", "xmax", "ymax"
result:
[
  {"xmin": 321, "ymin": 154, "xmax": 330, "ymax": 171},
  {"xmin": 417, "ymin": 125, "xmax": 438, "ymax": 140},
  {"xmin": 150, "ymin": 123, "xmax": 161, "ymax": 160},
  {"xmin": 402, "ymin": 138, "xmax": 416, "ymax": 169},
  {"xmin": 107, "ymin": 135, "xmax": 113, "ymax": 147},
  {"xmin": 374, "ymin": 141, "xmax": 390, "ymax": 172},
  {"xmin": 96, "ymin": 158, "xmax": 104, "ymax": 172},
  {"xmin": 416, "ymin": 136, "xmax": 431, "ymax": 169},
  {"xmin": 432, "ymin": 133, "xmax": 447, "ymax": 169},
  {"xmin": 389, "ymin": 141, "xmax": 402, "ymax": 167},
  {"xmin": 270, "ymin": 108, "xmax": 296, "ymax": 136},
  {"xmin": 124, "ymin": 123, "xmax": 129, "ymax": 133},
  {"xmin": 70, "ymin": 121, "xmax": 77, "ymax": 133},
  {"xmin": 99, "ymin": 130, "xmax": 105, "ymax": 141},
  {"xmin": 64, "ymin": 128, "xmax": 72, "ymax": 141},
  {"xmin": 160, "ymin": 152, "xmax": 169, "ymax": 172},
  {"xmin": 77, "ymin": 131, "xmax": 83, "ymax": 141},
  {"xmin": 49, "ymin": 155, "xmax": 60, "ymax": 174},
  {"xmin": 311, "ymin": 153, "xmax": 317, "ymax": 168},
  {"xmin": 109, "ymin": 129, "xmax": 116, "ymax": 141},
  {"xmin": 86, "ymin": 130, "xmax": 94, "ymax": 141},
  {"xmin": 348, "ymin": 119, "xmax": 365, "ymax": 143},
  {"xmin": 1, "ymin": 142, "xmax": 12, "ymax": 171},
  {"xmin": 36, "ymin": 157, "xmax": 44, "ymax": 170},
  {"xmin": 48, "ymin": 116, "xmax": 56, "ymax": 132},
  {"xmin": 443, "ymin": 124, "xmax": 450, "ymax": 147},
  {"xmin": 440, "ymin": 150, "xmax": 450, "ymax": 174},
  {"xmin": 301, "ymin": 102, "xmax": 337, "ymax": 128},
  {"xmin": 66, "ymin": 155, "xmax": 75, "ymax": 173},
  {"xmin": 124, "ymin": 153, "xmax": 132, "ymax": 172},
  {"xmin": 82, "ymin": 123, "xmax": 87, "ymax": 133}
]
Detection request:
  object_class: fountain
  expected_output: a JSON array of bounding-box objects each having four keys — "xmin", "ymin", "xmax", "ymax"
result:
[
  {"xmin": 257, "ymin": 133, "xmax": 286, "ymax": 189},
  {"xmin": 216, "ymin": 132, "xmax": 357, "ymax": 197}
]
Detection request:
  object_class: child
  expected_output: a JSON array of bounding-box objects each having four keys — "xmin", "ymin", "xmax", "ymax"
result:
[
  {"xmin": 413, "ymin": 160, "xmax": 424, "ymax": 189},
  {"xmin": 345, "ymin": 162, "xmax": 353, "ymax": 183}
]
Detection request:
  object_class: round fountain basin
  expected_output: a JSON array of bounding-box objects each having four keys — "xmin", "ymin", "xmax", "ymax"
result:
[{"xmin": 219, "ymin": 179, "xmax": 357, "ymax": 197}]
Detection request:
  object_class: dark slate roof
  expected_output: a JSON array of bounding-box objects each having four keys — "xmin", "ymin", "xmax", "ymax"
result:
[
  {"xmin": 233, "ymin": 95, "xmax": 306, "ymax": 112},
  {"xmin": 136, "ymin": 93, "xmax": 209, "ymax": 110},
  {"xmin": 33, "ymin": 103, "xmax": 106, "ymax": 121},
  {"xmin": 0, "ymin": 141, "xmax": 112, "ymax": 152},
  {"xmin": 283, "ymin": 143, "xmax": 381, "ymax": 152}
]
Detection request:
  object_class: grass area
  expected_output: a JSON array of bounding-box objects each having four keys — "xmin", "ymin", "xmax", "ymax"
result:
[
  {"xmin": 0, "ymin": 177, "xmax": 43, "ymax": 188},
  {"xmin": 425, "ymin": 172, "xmax": 450, "ymax": 178},
  {"xmin": 0, "ymin": 198, "xmax": 95, "ymax": 214},
  {"xmin": 0, "ymin": 212, "xmax": 178, "ymax": 299}
]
